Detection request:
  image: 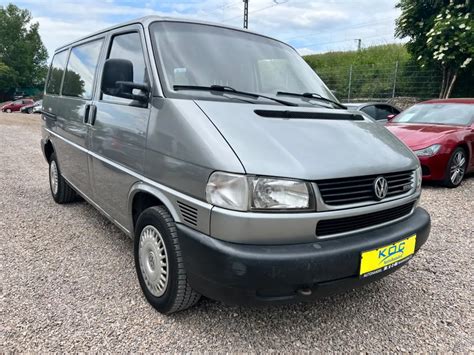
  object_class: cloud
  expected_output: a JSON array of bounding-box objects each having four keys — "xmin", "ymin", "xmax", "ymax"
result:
[
  {"xmin": 2, "ymin": 0, "xmax": 402, "ymax": 58},
  {"xmin": 297, "ymin": 47, "xmax": 317, "ymax": 56}
]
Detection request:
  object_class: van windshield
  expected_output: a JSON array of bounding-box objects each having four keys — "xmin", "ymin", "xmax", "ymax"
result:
[{"xmin": 150, "ymin": 22, "xmax": 335, "ymax": 103}]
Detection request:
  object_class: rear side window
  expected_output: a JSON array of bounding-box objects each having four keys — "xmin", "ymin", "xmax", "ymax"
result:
[
  {"xmin": 63, "ymin": 39, "xmax": 103, "ymax": 99},
  {"xmin": 46, "ymin": 50, "xmax": 68, "ymax": 95},
  {"xmin": 102, "ymin": 32, "xmax": 148, "ymax": 104},
  {"xmin": 375, "ymin": 105, "xmax": 394, "ymax": 120},
  {"xmin": 361, "ymin": 105, "xmax": 376, "ymax": 118}
]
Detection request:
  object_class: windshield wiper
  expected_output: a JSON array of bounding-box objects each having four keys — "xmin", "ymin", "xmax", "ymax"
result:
[
  {"xmin": 174, "ymin": 85, "xmax": 298, "ymax": 106},
  {"xmin": 276, "ymin": 91, "xmax": 347, "ymax": 109}
]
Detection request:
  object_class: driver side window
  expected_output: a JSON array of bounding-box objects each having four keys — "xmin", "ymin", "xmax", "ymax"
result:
[{"xmin": 102, "ymin": 32, "xmax": 148, "ymax": 105}]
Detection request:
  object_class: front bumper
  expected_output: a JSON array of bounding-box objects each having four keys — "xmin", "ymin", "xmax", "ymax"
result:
[
  {"xmin": 177, "ymin": 207, "xmax": 430, "ymax": 305},
  {"xmin": 418, "ymin": 152, "xmax": 450, "ymax": 181}
]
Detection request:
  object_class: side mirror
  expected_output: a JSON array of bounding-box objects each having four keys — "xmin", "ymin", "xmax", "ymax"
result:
[
  {"xmin": 101, "ymin": 58, "xmax": 149, "ymax": 103},
  {"xmin": 387, "ymin": 114, "xmax": 396, "ymax": 121}
]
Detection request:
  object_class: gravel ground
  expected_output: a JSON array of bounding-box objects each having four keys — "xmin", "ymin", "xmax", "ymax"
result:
[{"xmin": 1, "ymin": 112, "xmax": 473, "ymax": 352}]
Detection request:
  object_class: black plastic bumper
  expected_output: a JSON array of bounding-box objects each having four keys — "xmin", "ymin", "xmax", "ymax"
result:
[{"xmin": 177, "ymin": 207, "xmax": 431, "ymax": 305}]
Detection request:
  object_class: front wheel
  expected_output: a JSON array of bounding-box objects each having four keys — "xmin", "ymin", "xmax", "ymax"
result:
[
  {"xmin": 134, "ymin": 206, "xmax": 200, "ymax": 314},
  {"xmin": 443, "ymin": 147, "xmax": 467, "ymax": 188},
  {"xmin": 5, "ymin": 108, "xmax": 12, "ymax": 113}
]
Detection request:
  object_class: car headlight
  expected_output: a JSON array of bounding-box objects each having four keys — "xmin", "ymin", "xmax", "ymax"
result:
[
  {"xmin": 205, "ymin": 171, "xmax": 312, "ymax": 211},
  {"xmin": 415, "ymin": 166, "xmax": 422, "ymax": 192},
  {"xmin": 415, "ymin": 144, "xmax": 441, "ymax": 157}
]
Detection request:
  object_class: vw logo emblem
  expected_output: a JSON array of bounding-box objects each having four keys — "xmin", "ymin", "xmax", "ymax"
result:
[{"xmin": 373, "ymin": 176, "xmax": 388, "ymax": 200}]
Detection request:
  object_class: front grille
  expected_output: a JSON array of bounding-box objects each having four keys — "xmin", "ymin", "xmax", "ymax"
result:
[
  {"xmin": 316, "ymin": 170, "xmax": 414, "ymax": 206},
  {"xmin": 316, "ymin": 202, "xmax": 415, "ymax": 237}
]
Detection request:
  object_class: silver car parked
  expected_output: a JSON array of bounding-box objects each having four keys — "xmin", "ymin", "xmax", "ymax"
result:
[{"xmin": 41, "ymin": 17, "xmax": 430, "ymax": 314}]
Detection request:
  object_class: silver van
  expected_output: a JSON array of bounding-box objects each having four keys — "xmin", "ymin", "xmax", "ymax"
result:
[{"xmin": 41, "ymin": 17, "xmax": 430, "ymax": 314}]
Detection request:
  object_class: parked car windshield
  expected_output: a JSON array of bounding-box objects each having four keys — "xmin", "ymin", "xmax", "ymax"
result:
[
  {"xmin": 150, "ymin": 21, "xmax": 335, "ymax": 103},
  {"xmin": 392, "ymin": 103, "xmax": 474, "ymax": 126}
]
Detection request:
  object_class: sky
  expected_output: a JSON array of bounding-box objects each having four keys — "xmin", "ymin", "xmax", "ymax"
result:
[{"xmin": 3, "ymin": 0, "xmax": 404, "ymax": 59}]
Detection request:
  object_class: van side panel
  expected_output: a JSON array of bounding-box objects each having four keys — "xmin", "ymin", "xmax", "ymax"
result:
[{"xmin": 145, "ymin": 98, "xmax": 245, "ymax": 201}]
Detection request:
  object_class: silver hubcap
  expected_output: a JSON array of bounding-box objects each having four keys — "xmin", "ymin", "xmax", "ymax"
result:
[
  {"xmin": 50, "ymin": 160, "xmax": 59, "ymax": 195},
  {"xmin": 139, "ymin": 226, "xmax": 169, "ymax": 297},
  {"xmin": 450, "ymin": 151, "xmax": 465, "ymax": 185}
]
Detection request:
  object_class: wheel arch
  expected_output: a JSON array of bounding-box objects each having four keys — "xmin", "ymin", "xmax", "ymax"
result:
[
  {"xmin": 128, "ymin": 183, "xmax": 181, "ymax": 235},
  {"xmin": 457, "ymin": 142, "xmax": 470, "ymax": 164},
  {"xmin": 43, "ymin": 139, "xmax": 55, "ymax": 162}
]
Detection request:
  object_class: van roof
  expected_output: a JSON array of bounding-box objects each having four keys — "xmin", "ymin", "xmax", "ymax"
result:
[{"xmin": 54, "ymin": 15, "xmax": 290, "ymax": 53}]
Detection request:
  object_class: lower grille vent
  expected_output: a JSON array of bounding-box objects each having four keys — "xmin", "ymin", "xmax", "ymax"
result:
[
  {"xmin": 316, "ymin": 202, "xmax": 415, "ymax": 237},
  {"xmin": 177, "ymin": 201, "xmax": 198, "ymax": 226}
]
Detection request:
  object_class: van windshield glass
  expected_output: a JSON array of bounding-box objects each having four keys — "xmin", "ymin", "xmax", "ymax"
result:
[{"xmin": 150, "ymin": 22, "xmax": 335, "ymax": 102}]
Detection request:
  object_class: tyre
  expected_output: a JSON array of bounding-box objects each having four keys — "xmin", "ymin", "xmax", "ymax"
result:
[
  {"xmin": 27, "ymin": 108, "xmax": 33, "ymax": 114},
  {"xmin": 49, "ymin": 152, "xmax": 77, "ymax": 203},
  {"xmin": 6, "ymin": 108, "xmax": 12, "ymax": 113},
  {"xmin": 443, "ymin": 147, "xmax": 467, "ymax": 188},
  {"xmin": 134, "ymin": 206, "xmax": 200, "ymax": 314}
]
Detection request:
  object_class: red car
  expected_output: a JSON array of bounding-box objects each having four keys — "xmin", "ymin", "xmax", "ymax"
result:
[
  {"xmin": 1, "ymin": 98, "xmax": 34, "ymax": 113},
  {"xmin": 387, "ymin": 98, "xmax": 474, "ymax": 187}
]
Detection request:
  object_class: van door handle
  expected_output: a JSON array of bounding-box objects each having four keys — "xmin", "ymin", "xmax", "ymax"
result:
[
  {"xmin": 43, "ymin": 111, "xmax": 57, "ymax": 120},
  {"xmin": 84, "ymin": 104, "xmax": 97, "ymax": 125},
  {"xmin": 89, "ymin": 104, "xmax": 97, "ymax": 125},
  {"xmin": 84, "ymin": 104, "xmax": 91, "ymax": 124}
]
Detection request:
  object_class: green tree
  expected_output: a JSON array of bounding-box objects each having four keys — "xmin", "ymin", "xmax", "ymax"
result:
[
  {"xmin": 0, "ymin": 3, "xmax": 48, "ymax": 93},
  {"xmin": 395, "ymin": 0, "xmax": 473, "ymax": 98},
  {"xmin": 0, "ymin": 61, "xmax": 17, "ymax": 95}
]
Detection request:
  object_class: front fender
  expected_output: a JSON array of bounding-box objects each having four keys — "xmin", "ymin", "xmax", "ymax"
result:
[{"xmin": 127, "ymin": 181, "xmax": 212, "ymax": 236}]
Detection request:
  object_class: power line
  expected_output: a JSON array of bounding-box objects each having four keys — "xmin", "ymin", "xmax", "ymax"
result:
[
  {"xmin": 204, "ymin": 0, "xmax": 242, "ymax": 15},
  {"xmin": 301, "ymin": 32, "xmax": 395, "ymax": 49},
  {"xmin": 222, "ymin": 0, "xmax": 289, "ymax": 22},
  {"xmin": 280, "ymin": 17, "xmax": 395, "ymax": 41}
]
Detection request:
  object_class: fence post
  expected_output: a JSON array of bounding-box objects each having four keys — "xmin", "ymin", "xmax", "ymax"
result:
[
  {"xmin": 392, "ymin": 61, "xmax": 399, "ymax": 98},
  {"xmin": 347, "ymin": 65, "xmax": 353, "ymax": 101}
]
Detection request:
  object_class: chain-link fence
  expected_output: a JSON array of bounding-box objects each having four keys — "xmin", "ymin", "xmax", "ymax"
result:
[{"xmin": 317, "ymin": 62, "xmax": 442, "ymax": 103}]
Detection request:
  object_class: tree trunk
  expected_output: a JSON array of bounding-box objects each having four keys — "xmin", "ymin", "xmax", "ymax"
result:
[
  {"xmin": 445, "ymin": 70, "xmax": 458, "ymax": 98},
  {"xmin": 439, "ymin": 66, "xmax": 447, "ymax": 98}
]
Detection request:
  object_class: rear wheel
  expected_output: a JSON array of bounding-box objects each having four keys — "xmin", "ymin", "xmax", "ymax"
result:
[
  {"xmin": 443, "ymin": 147, "xmax": 467, "ymax": 188},
  {"xmin": 134, "ymin": 206, "xmax": 200, "ymax": 314},
  {"xmin": 49, "ymin": 152, "xmax": 76, "ymax": 203},
  {"xmin": 27, "ymin": 108, "xmax": 33, "ymax": 114}
]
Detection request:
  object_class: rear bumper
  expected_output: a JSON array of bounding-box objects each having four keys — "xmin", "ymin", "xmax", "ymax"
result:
[{"xmin": 177, "ymin": 207, "xmax": 430, "ymax": 305}]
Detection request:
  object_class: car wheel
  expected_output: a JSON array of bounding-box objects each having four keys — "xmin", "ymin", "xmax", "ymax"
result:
[
  {"xmin": 6, "ymin": 108, "xmax": 12, "ymax": 113},
  {"xmin": 134, "ymin": 206, "xmax": 200, "ymax": 314},
  {"xmin": 49, "ymin": 152, "xmax": 77, "ymax": 203},
  {"xmin": 443, "ymin": 147, "xmax": 467, "ymax": 188},
  {"xmin": 27, "ymin": 108, "xmax": 33, "ymax": 114}
]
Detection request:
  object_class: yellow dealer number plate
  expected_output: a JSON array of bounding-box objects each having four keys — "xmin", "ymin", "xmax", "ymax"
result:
[{"xmin": 360, "ymin": 235, "xmax": 416, "ymax": 278}]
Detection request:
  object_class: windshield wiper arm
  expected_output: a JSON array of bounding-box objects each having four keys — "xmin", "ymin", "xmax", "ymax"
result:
[
  {"xmin": 276, "ymin": 91, "xmax": 347, "ymax": 109},
  {"xmin": 174, "ymin": 85, "xmax": 298, "ymax": 106}
]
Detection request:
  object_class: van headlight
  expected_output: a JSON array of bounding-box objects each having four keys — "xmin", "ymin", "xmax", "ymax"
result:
[{"xmin": 205, "ymin": 171, "xmax": 313, "ymax": 211}]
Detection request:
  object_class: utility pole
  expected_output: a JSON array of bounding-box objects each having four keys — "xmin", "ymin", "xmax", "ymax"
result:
[
  {"xmin": 243, "ymin": 0, "xmax": 249, "ymax": 29},
  {"xmin": 355, "ymin": 38, "xmax": 361, "ymax": 51}
]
